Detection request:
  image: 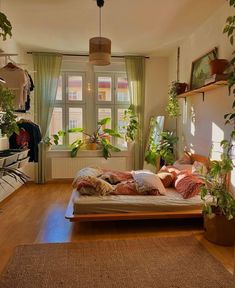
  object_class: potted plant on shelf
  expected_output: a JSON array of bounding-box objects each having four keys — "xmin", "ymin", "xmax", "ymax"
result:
[
  {"xmin": 208, "ymin": 48, "xmax": 228, "ymax": 75},
  {"xmin": 68, "ymin": 117, "xmax": 122, "ymax": 159},
  {"xmin": 0, "ymin": 86, "xmax": 19, "ymax": 137}
]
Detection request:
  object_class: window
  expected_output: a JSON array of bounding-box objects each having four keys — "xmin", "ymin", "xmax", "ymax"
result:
[
  {"xmin": 49, "ymin": 72, "xmax": 85, "ymax": 147},
  {"xmin": 95, "ymin": 72, "xmax": 130, "ymax": 148},
  {"xmin": 49, "ymin": 69, "xmax": 130, "ymax": 150}
]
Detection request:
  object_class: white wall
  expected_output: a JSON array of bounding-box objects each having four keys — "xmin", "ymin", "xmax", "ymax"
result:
[
  {"xmin": 144, "ymin": 57, "xmax": 169, "ymax": 145},
  {"xmin": 168, "ymin": 3, "xmax": 235, "ymax": 193}
]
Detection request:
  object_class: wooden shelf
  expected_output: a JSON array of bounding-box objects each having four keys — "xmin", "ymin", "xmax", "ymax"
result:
[{"xmin": 177, "ymin": 80, "xmax": 227, "ymax": 98}]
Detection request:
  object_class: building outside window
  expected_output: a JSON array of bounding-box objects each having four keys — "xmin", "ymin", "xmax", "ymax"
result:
[{"xmin": 49, "ymin": 69, "xmax": 130, "ymax": 150}]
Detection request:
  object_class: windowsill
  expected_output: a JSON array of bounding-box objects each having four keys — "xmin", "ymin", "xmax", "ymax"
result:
[{"xmin": 47, "ymin": 149, "xmax": 130, "ymax": 158}]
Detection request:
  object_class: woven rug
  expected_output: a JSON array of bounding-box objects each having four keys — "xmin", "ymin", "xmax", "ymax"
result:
[{"xmin": 0, "ymin": 236, "xmax": 233, "ymax": 288}]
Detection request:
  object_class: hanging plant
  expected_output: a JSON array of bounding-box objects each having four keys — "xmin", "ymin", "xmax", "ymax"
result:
[
  {"xmin": 166, "ymin": 81, "xmax": 181, "ymax": 118},
  {"xmin": 123, "ymin": 104, "xmax": 139, "ymax": 142},
  {"xmin": 0, "ymin": 11, "xmax": 12, "ymax": 41}
]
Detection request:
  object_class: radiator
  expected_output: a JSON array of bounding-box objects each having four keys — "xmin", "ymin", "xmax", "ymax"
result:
[{"xmin": 51, "ymin": 157, "xmax": 127, "ymax": 179}]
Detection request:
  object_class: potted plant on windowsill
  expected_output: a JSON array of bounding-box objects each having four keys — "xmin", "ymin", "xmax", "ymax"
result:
[{"xmin": 68, "ymin": 117, "xmax": 122, "ymax": 159}]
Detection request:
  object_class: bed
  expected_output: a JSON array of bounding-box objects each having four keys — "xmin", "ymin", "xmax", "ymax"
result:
[{"xmin": 65, "ymin": 153, "xmax": 209, "ymax": 222}]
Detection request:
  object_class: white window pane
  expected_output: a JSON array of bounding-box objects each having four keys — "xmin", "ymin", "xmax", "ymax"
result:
[
  {"xmin": 97, "ymin": 76, "xmax": 112, "ymax": 101},
  {"xmin": 68, "ymin": 76, "xmax": 83, "ymax": 101},
  {"xmin": 69, "ymin": 107, "xmax": 83, "ymax": 144},
  {"xmin": 56, "ymin": 75, "xmax": 62, "ymax": 100},
  {"xmin": 98, "ymin": 108, "xmax": 112, "ymax": 129},
  {"xmin": 49, "ymin": 107, "xmax": 63, "ymax": 145},
  {"xmin": 117, "ymin": 77, "xmax": 130, "ymax": 102},
  {"xmin": 117, "ymin": 108, "xmax": 128, "ymax": 148}
]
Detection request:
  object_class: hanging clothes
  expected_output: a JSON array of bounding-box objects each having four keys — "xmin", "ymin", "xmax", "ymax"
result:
[
  {"xmin": 0, "ymin": 63, "xmax": 28, "ymax": 110},
  {"xmin": 9, "ymin": 120, "xmax": 42, "ymax": 162}
]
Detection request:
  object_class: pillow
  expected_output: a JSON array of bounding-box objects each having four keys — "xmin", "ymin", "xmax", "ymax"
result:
[
  {"xmin": 172, "ymin": 163, "xmax": 193, "ymax": 173},
  {"xmin": 111, "ymin": 180, "xmax": 138, "ymax": 195},
  {"xmin": 192, "ymin": 161, "xmax": 208, "ymax": 176},
  {"xmin": 157, "ymin": 172, "xmax": 175, "ymax": 188},
  {"xmin": 159, "ymin": 165, "xmax": 180, "ymax": 177},
  {"xmin": 73, "ymin": 167, "xmax": 103, "ymax": 187},
  {"xmin": 100, "ymin": 170, "xmax": 133, "ymax": 184},
  {"xmin": 132, "ymin": 170, "xmax": 166, "ymax": 195},
  {"xmin": 175, "ymin": 172, "xmax": 204, "ymax": 199},
  {"xmin": 73, "ymin": 176, "xmax": 114, "ymax": 196}
]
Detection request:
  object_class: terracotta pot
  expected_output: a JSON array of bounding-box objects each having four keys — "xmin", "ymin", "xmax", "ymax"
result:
[
  {"xmin": 204, "ymin": 213, "xmax": 235, "ymax": 246},
  {"xmin": 209, "ymin": 59, "xmax": 228, "ymax": 75},
  {"xmin": 175, "ymin": 82, "xmax": 188, "ymax": 95},
  {"xmin": 87, "ymin": 143, "xmax": 97, "ymax": 150}
]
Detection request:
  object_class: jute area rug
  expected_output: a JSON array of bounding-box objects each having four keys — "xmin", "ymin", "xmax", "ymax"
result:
[{"xmin": 0, "ymin": 236, "xmax": 233, "ymax": 288}]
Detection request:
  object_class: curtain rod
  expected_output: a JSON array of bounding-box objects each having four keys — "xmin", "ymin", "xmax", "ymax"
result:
[{"xmin": 26, "ymin": 52, "xmax": 149, "ymax": 59}]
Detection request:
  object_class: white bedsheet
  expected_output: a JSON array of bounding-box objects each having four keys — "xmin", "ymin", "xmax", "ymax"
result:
[{"xmin": 73, "ymin": 188, "xmax": 204, "ymax": 214}]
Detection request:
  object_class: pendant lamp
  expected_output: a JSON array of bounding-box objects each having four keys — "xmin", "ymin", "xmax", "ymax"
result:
[{"xmin": 89, "ymin": 0, "xmax": 111, "ymax": 66}]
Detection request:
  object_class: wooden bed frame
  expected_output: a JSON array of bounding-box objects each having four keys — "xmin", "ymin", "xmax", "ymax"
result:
[{"xmin": 65, "ymin": 153, "xmax": 208, "ymax": 222}]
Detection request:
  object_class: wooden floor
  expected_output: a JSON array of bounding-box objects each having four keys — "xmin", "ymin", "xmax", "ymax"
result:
[{"xmin": 0, "ymin": 182, "xmax": 234, "ymax": 275}]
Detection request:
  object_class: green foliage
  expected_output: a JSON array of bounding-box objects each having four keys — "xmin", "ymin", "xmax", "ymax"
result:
[
  {"xmin": 0, "ymin": 86, "xmax": 19, "ymax": 137},
  {"xmin": 65, "ymin": 117, "xmax": 122, "ymax": 159},
  {"xmin": 43, "ymin": 130, "xmax": 66, "ymax": 146},
  {"xmin": 0, "ymin": 167, "xmax": 28, "ymax": 189},
  {"xmin": 0, "ymin": 12, "xmax": 12, "ymax": 41},
  {"xmin": 123, "ymin": 104, "xmax": 139, "ymax": 142},
  {"xmin": 166, "ymin": 81, "xmax": 181, "ymax": 118},
  {"xmin": 202, "ymin": 0, "xmax": 235, "ymax": 220},
  {"xmin": 144, "ymin": 130, "xmax": 178, "ymax": 166},
  {"xmin": 200, "ymin": 156, "xmax": 235, "ymax": 220}
]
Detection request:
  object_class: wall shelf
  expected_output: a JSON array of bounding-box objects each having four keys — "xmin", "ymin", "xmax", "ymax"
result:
[{"xmin": 177, "ymin": 80, "xmax": 227, "ymax": 99}]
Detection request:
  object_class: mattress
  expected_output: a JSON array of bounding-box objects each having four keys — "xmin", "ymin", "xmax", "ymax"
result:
[{"xmin": 73, "ymin": 188, "xmax": 204, "ymax": 214}]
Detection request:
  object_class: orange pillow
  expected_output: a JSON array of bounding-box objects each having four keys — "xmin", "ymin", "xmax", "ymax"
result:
[
  {"xmin": 175, "ymin": 172, "xmax": 204, "ymax": 199},
  {"xmin": 157, "ymin": 172, "xmax": 175, "ymax": 188}
]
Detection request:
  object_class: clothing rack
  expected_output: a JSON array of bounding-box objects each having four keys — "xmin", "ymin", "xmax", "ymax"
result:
[{"xmin": 0, "ymin": 53, "xmax": 18, "ymax": 65}]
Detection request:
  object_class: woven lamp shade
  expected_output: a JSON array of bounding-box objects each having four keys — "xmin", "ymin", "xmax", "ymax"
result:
[{"xmin": 89, "ymin": 37, "xmax": 111, "ymax": 66}]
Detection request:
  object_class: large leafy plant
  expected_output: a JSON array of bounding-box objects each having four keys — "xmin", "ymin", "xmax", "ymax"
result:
[
  {"xmin": 68, "ymin": 117, "xmax": 122, "ymax": 159},
  {"xmin": 145, "ymin": 131, "xmax": 178, "ymax": 166}
]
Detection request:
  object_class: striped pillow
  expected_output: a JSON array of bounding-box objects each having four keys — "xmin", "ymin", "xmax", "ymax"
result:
[{"xmin": 175, "ymin": 172, "xmax": 204, "ymax": 199}]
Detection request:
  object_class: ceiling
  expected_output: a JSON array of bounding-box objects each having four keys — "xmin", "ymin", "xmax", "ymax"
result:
[{"xmin": 3, "ymin": 0, "xmax": 224, "ymax": 56}]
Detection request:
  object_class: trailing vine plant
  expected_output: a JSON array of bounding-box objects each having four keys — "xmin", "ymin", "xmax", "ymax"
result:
[
  {"xmin": 0, "ymin": 11, "xmax": 12, "ymax": 41},
  {"xmin": 166, "ymin": 81, "xmax": 181, "ymax": 118}
]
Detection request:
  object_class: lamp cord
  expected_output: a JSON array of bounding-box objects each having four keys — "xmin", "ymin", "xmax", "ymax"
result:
[{"xmin": 99, "ymin": 6, "xmax": 101, "ymax": 37}]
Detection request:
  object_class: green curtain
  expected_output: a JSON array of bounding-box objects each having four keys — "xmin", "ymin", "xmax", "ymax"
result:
[
  {"xmin": 125, "ymin": 56, "xmax": 146, "ymax": 170},
  {"xmin": 33, "ymin": 52, "xmax": 62, "ymax": 184}
]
